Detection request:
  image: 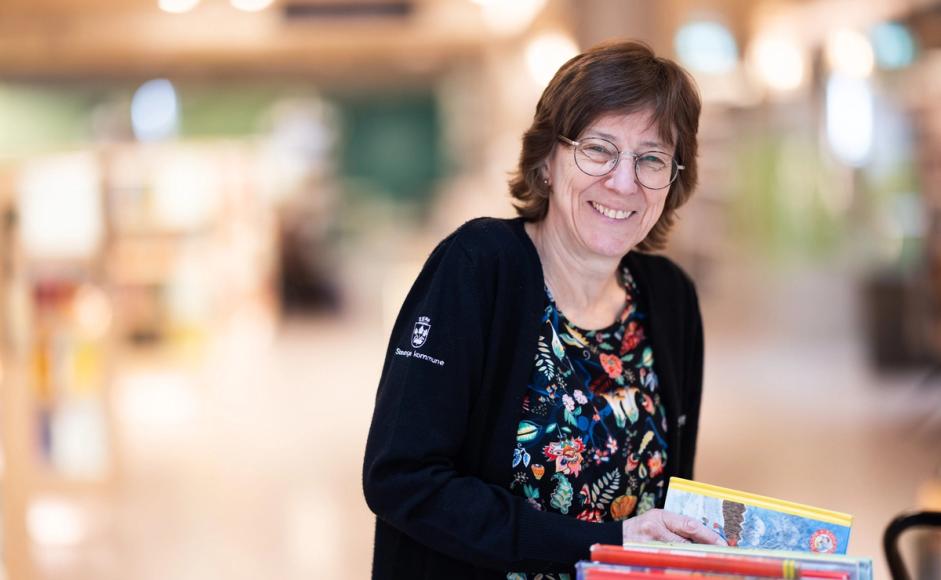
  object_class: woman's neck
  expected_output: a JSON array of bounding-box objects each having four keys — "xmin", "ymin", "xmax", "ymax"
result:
[{"xmin": 525, "ymin": 220, "xmax": 625, "ymax": 330}]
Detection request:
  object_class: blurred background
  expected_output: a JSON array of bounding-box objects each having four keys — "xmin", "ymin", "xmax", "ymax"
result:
[{"xmin": 0, "ymin": 0, "xmax": 940, "ymax": 578}]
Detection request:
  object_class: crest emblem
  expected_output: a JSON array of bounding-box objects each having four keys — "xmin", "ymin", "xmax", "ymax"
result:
[
  {"xmin": 411, "ymin": 316, "xmax": 431, "ymax": 348},
  {"xmin": 810, "ymin": 529, "xmax": 837, "ymax": 553}
]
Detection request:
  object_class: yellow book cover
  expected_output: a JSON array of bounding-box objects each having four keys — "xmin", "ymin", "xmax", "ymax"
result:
[{"xmin": 664, "ymin": 477, "xmax": 853, "ymax": 554}]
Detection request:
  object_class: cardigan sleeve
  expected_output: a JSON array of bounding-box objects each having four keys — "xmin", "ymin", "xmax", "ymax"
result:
[{"xmin": 362, "ymin": 229, "xmax": 622, "ymax": 572}]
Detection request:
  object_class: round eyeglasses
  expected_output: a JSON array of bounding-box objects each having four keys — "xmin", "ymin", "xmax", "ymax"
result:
[{"xmin": 558, "ymin": 135, "xmax": 684, "ymax": 190}]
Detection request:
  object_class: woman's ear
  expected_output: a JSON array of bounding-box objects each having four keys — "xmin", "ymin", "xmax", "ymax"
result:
[{"xmin": 540, "ymin": 163, "xmax": 551, "ymax": 186}]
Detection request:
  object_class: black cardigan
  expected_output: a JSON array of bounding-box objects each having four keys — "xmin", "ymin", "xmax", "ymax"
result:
[{"xmin": 362, "ymin": 217, "xmax": 704, "ymax": 579}]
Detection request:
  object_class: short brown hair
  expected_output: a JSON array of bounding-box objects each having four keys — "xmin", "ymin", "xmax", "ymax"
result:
[{"xmin": 509, "ymin": 40, "xmax": 701, "ymax": 252}]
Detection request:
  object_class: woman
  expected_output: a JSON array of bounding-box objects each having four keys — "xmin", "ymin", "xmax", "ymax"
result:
[{"xmin": 363, "ymin": 40, "xmax": 724, "ymax": 579}]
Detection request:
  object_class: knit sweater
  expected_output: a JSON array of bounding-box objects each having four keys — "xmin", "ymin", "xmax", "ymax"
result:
[{"xmin": 362, "ymin": 217, "xmax": 704, "ymax": 579}]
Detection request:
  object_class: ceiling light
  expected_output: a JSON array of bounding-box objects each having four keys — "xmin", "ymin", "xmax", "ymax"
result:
[
  {"xmin": 159, "ymin": 0, "xmax": 200, "ymax": 14},
  {"xmin": 525, "ymin": 32, "xmax": 579, "ymax": 88},
  {"xmin": 825, "ymin": 29, "xmax": 874, "ymax": 78},
  {"xmin": 675, "ymin": 20, "xmax": 738, "ymax": 75},
  {"xmin": 871, "ymin": 22, "xmax": 916, "ymax": 70},
  {"xmin": 826, "ymin": 74, "xmax": 873, "ymax": 166},
  {"xmin": 131, "ymin": 79, "xmax": 180, "ymax": 142},
  {"xmin": 231, "ymin": 0, "xmax": 275, "ymax": 12},
  {"xmin": 747, "ymin": 33, "xmax": 805, "ymax": 92},
  {"xmin": 478, "ymin": 0, "xmax": 546, "ymax": 37}
]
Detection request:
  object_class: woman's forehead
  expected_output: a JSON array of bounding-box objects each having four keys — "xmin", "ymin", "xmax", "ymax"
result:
[{"xmin": 584, "ymin": 111, "xmax": 674, "ymax": 148}]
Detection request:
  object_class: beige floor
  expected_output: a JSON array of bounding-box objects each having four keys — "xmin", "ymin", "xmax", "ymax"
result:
[{"xmin": 28, "ymin": 256, "xmax": 941, "ymax": 580}]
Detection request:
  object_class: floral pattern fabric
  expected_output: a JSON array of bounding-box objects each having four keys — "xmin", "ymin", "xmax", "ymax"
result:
[{"xmin": 509, "ymin": 266, "xmax": 669, "ymax": 533}]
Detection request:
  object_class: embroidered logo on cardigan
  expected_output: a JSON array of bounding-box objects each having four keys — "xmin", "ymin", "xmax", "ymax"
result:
[{"xmin": 411, "ymin": 316, "xmax": 431, "ymax": 348}]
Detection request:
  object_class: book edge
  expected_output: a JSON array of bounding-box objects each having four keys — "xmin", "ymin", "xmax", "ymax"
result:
[{"xmin": 667, "ymin": 477, "xmax": 853, "ymax": 526}]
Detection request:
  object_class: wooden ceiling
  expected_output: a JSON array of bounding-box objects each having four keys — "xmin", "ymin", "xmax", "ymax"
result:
[
  {"xmin": 0, "ymin": 0, "xmax": 934, "ymax": 80},
  {"xmin": 0, "ymin": 0, "xmax": 495, "ymax": 79}
]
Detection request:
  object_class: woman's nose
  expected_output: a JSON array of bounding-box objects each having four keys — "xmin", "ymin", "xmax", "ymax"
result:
[{"xmin": 603, "ymin": 156, "xmax": 641, "ymax": 193}]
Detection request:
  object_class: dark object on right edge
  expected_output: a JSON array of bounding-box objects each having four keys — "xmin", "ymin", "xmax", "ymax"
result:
[{"xmin": 883, "ymin": 510, "xmax": 941, "ymax": 580}]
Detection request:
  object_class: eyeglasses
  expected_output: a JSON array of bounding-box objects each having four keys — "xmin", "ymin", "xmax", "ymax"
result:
[{"xmin": 558, "ymin": 135, "xmax": 684, "ymax": 190}]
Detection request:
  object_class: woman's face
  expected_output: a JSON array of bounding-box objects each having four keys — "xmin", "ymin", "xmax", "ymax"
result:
[{"xmin": 543, "ymin": 109, "xmax": 674, "ymax": 260}]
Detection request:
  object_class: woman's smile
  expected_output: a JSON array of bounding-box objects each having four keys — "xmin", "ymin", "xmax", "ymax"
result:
[{"xmin": 589, "ymin": 200, "xmax": 638, "ymax": 221}]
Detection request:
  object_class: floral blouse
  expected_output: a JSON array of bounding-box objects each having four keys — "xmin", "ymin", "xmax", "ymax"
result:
[{"xmin": 507, "ymin": 267, "xmax": 669, "ymax": 580}]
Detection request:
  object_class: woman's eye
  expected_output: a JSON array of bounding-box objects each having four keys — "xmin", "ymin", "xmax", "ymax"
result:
[
  {"xmin": 582, "ymin": 146, "xmax": 615, "ymax": 160},
  {"xmin": 639, "ymin": 155, "xmax": 668, "ymax": 170}
]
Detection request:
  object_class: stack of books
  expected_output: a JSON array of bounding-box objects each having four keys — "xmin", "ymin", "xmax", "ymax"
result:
[{"xmin": 575, "ymin": 478, "xmax": 872, "ymax": 580}]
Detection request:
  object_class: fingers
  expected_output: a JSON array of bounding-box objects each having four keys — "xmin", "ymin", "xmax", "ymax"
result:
[
  {"xmin": 624, "ymin": 510, "xmax": 695, "ymax": 544},
  {"xmin": 659, "ymin": 529, "xmax": 694, "ymax": 544},
  {"xmin": 623, "ymin": 510, "xmax": 729, "ymax": 546},
  {"xmin": 661, "ymin": 511, "xmax": 728, "ymax": 546}
]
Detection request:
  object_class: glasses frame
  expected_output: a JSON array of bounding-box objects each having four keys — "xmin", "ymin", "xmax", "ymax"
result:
[{"xmin": 557, "ymin": 135, "xmax": 685, "ymax": 190}]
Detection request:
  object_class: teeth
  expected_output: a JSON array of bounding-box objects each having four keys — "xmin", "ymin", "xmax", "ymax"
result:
[{"xmin": 591, "ymin": 201, "xmax": 634, "ymax": 220}]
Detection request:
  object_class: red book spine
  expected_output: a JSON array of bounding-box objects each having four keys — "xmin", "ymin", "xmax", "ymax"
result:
[
  {"xmin": 591, "ymin": 545, "xmax": 796, "ymax": 578},
  {"xmin": 584, "ymin": 569, "xmax": 742, "ymax": 579}
]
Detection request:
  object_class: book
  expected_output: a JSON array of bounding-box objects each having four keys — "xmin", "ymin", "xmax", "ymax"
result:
[
  {"xmin": 594, "ymin": 543, "xmax": 872, "ymax": 580},
  {"xmin": 663, "ymin": 478, "xmax": 853, "ymax": 555},
  {"xmin": 577, "ymin": 561, "xmax": 758, "ymax": 579},
  {"xmin": 592, "ymin": 543, "xmax": 812, "ymax": 577},
  {"xmin": 630, "ymin": 542, "xmax": 872, "ymax": 578}
]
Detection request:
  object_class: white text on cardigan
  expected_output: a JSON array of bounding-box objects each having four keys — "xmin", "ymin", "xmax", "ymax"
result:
[{"xmin": 395, "ymin": 347, "xmax": 445, "ymax": 367}]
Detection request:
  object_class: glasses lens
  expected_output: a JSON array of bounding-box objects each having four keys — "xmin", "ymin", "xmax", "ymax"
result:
[
  {"xmin": 574, "ymin": 138, "xmax": 618, "ymax": 176},
  {"xmin": 635, "ymin": 152, "xmax": 678, "ymax": 190}
]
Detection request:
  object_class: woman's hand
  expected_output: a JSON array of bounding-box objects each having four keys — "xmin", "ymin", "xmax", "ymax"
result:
[{"xmin": 622, "ymin": 509, "xmax": 728, "ymax": 546}]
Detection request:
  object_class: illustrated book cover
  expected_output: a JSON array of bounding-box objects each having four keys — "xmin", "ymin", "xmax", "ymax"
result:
[{"xmin": 663, "ymin": 478, "xmax": 853, "ymax": 555}]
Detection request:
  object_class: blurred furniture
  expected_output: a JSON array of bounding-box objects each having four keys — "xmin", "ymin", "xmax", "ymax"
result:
[
  {"xmin": 102, "ymin": 142, "xmax": 277, "ymax": 349},
  {"xmin": 0, "ymin": 152, "xmax": 118, "ymax": 580},
  {"xmin": 862, "ymin": 270, "xmax": 937, "ymax": 370},
  {"xmin": 0, "ymin": 164, "xmax": 20, "ymax": 580},
  {"xmin": 884, "ymin": 510, "xmax": 941, "ymax": 580}
]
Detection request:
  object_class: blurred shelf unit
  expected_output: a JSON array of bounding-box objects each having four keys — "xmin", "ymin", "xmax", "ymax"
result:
[
  {"xmin": 901, "ymin": 7, "xmax": 941, "ymax": 366},
  {"xmin": 907, "ymin": 0, "xmax": 939, "ymax": 347},
  {"xmin": 100, "ymin": 142, "xmax": 278, "ymax": 355},
  {"xmin": 0, "ymin": 141, "xmax": 279, "ymax": 579},
  {"xmin": 913, "ymin": 93, "xmax": 941, "ymax": 360},
  {"xmin": 10, "ymin": 149, "xmax": 115, "ymax": 482},
  {"xmin": 0, "ymin": 162, "xmax": 16, "ymax": 580},
  {"xmin": 0, "ymin": 150, "xmax": 117, "ymax": 580}
]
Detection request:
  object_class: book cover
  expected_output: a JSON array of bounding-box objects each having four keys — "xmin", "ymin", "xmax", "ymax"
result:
[
  {"xmin": 591, "ymin": 543, "xmax": 872, "ymax": 580},
  {"xmin": 663, "ymin": 478, "xmax": 853, "ymax": 555}
]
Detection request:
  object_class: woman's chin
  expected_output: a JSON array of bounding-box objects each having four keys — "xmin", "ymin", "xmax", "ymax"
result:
[
  {"xmin": 575, "ymin": 209, "xmax": 645, "ymax": 257},
  {"xmin": 583, "ymin": 236, "xmax": 637, "ymax": 258}
]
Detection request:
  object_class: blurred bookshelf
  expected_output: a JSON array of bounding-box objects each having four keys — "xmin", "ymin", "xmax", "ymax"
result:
[
  {"xmin": 0, "ymin": 151, "xmax": 117, "ymax": 580},
  {"xmin": 913, "ymin": 86, "xmax": 941, "ymax": 364},
  {"xmin": 0, "ymin": 141, "xmax": 280, "ymax": 579},
  {"xmin": 100, "ymin": 142, "xmax": 278, "ymax": 357},
  {"xmin": 1, "ymin": 162, "xmax": 19, "ymax": 580},
  {"xmin": 865, "ymin": 51, "xmax": 941, "ymax": 372}
]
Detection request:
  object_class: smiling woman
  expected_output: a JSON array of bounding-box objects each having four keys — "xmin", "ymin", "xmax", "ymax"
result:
[
  {"xmin": 510, "ymin": 41, "xmax": 700, "ymax": 253},
  {"xmin": 535, "ymin": 110, "xmax": 676, "ymax": 269},
  {"xmin": 363, "ymin": 40, "xmax": 717, "ymax": 580}
]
